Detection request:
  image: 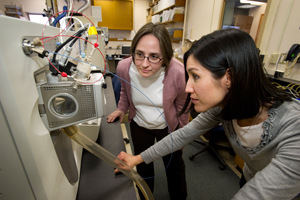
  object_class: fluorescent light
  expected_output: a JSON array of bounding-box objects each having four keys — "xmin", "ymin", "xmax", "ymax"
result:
[
  {"xmin": 237, "ymin": 5, "xmax": 258, "ymax": 8},
  {"xmin": 240, "ymin": 0, "xmax": 266, "ymax": 5}
]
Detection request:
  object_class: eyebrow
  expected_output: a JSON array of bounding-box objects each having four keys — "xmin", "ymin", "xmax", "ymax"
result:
[
  {"xmin": 135, "ymin": 49, "xmax": 161, "ymax": 55},
  {"xmin": 187, "ymin": 68, "xmax": 198, "ymax": 73}
]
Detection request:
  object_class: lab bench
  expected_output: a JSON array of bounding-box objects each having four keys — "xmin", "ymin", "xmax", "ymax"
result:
[
  {"xmin": 107, "ymin": 57, "xmax": 123, "ymax": 74},
  {"xmin": 76, "ymin": 76, "xmax": 137, "ymax": 200}
]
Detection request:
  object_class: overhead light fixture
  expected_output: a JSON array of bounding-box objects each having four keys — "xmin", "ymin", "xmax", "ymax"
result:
[
  {"xmin": 240, "ymin": 0, "xmax": 266, "ymax": 6},
  {"xmin": 237, "ymin": 4, "xmax": 258, "ymax": 9}
]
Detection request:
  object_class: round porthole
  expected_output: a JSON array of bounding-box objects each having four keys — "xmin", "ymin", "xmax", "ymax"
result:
[{"xmin": 48, "ymin": 93, "xmax": 78, "ymax": 119}]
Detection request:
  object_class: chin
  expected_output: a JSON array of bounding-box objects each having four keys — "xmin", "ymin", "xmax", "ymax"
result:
[
  {"xmin": 193, "ymin": 106, "xmax": 201, "ymax": 113},
  {"xmin": 139, "ymin": 72, "xmax": 152, "ymax": 78},
  {"xmin": 194, "ymin": 105, "xmax": 208, "ymax": 113}
]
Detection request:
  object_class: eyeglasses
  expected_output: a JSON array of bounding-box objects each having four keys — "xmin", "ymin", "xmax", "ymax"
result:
[{"xmin": 132, "ymin": 52, "xmax": 163, "ymax": 64}]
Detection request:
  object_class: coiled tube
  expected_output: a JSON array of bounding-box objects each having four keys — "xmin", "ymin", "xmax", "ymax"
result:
[{"xmin": 63, "ymin": 125, "xmax": 154, "ymax": 200}]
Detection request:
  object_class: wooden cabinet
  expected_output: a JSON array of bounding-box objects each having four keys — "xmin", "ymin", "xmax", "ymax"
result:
[{"xmin": 94, "ymin": 0, "xmax": 133, "ymax": 30}]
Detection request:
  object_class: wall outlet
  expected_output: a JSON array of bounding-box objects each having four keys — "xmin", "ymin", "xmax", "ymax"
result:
[{"xmin": 269, "ymin": 53, "xmax": 279, "ymax": 64}]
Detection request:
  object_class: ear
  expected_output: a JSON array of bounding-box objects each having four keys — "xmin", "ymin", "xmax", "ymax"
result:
[{"xmin": 224, "ymin": 68, "xmax": 231, "ymax": 89}]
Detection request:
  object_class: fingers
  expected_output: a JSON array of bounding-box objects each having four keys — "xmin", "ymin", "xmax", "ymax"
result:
[
  {"xmin": 107, "ymin": 111, "xmax": 125, "ymax": 123},
  {"xmin": 114, "ymin": 152, "xmax": 129, "ymax": 174},
  {"xmin": 107, "ymin": 116, "xmax": 116, "ymax": 123},
  {"xmin": 114, "ymin": 168, "xmax": 120, "ymax": 173},
  {"xmin": 117, "ymin": 151, "xmax": 126, "ymax": 160},
  {"xmin": 107, "ymin": 111, "xmax": 118, "ymax": 123}
]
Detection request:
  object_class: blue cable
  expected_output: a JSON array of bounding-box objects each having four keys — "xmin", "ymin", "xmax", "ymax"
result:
[
  {"xmin": 49, "ymin": 51, "xmax": 174, "ymax": 179},
  {"xmin": 53, "ymin": 6, "xmax": 68, "ymax": 27}
]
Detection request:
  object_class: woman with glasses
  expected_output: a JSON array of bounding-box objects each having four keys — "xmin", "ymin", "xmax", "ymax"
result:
[{"xmin": 107, "ymin": 22, "xmax": 189, "ymax": 200}]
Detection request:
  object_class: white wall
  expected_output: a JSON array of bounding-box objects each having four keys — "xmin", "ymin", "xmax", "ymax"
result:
[
  {"xmin": 249, "ymin": 3, "xmax": 267, "ymax": 41},
  {"xmin": 134, "ymin": 0, "xmax": 148, "ymax": 31},
  {"xmin": 185, "ymin": 0, "xmax": 223, "ymax": 40},
  {"xmin": 260, "ymin": 0, "xmax": 300, "ymax": 82}
]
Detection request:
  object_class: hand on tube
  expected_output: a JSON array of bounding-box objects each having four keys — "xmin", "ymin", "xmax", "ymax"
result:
[
  {"xmin": 107, "ymin": 110, "xmax": 125, "ymax": 123},
  {"xmin": 114, "ymin": 151, "xmax": 144, "ymax": 173}
]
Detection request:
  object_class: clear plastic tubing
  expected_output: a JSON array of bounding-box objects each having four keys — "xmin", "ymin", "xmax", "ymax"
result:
[{"xmin": 64, "ymin": 125, "xmax": 154, "ymax": 200}]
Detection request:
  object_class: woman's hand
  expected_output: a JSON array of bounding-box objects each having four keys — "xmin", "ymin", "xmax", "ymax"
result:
[
  {"xmin": 107, "ymin": 110, "xmax": 125, "ymax": 123},
  {"xmin": 114, "ymin": 151, "xmax": 144, "ymax": 173}
]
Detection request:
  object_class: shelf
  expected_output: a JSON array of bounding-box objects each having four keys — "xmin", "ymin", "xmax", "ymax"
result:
[
  {"xmin": 162, "ymin": 20, "xmax": 178, "ymax": 24},
  {"xmin": 109, "ymin": 38, "xmax": 132, "ymax": 42},
  {"xmin": 5, "ymin": 4, "xmax": 23, "ymax": 18},
  {"xmin": 162, "ymin": 14, "xmax": 184, "ymax": 24},
  {"xmin": 151, "ymin": 0, "xmax": 185, "ymax": 15},
  {"xmin": 153, "ymin": 4, "xmax": 175, "ymax": 15},
  {"xmin": 171, "ymin": 38, "xmax": 182, "ymax": 43},
  {"xmin": 147, "ymin": 0, "xmax": 186, "ymax": 44},
  {"xmin": 268, "ymin": 74, "xmax": 300, "ymax": 85}
]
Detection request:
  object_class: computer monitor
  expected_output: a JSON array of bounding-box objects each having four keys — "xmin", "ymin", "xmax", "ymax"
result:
[{"xmin": 121, "ymin": 45, "xmax": 131, "ymax": 56}]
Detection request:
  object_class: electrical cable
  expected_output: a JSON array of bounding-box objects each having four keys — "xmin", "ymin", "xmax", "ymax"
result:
[
  {"xmin": 271, "ymin": 82, "xmax": 300, "ymax": 98},
  {"xmin": 41, "ymin": 8, "xmax": 99, "ymax": 76},
  {"xmin": 31, "ymin": 3, "xmax": 155, "ymax": 198},
  {"xmin": 284, "ymin": 52, "xmax": 300, "ymax": 76},
  {"xmin": 275, "ymin": 51, "xmax": 288, "ymax": 73},
  {"xmin": 42, "ymin": 0, "xmax": 75, "ymax": 43},
  {"xmin": 60, "ymin": 16, "xmax": 84, "ymax": 47},
  {"xmin": 52, "ymin": 28, "xmax": 87, "ymax": 62},
  {"xmin": 41, "ymin": 10, "xmax": 98, "ymax": 44},
  {"xmin": 48, "ymin": 51, "xmax": 175, "ymax": 179},
  {"xmin": 295, "ymin": 85, "xmax": 300, "ymax": 93},
  {"xmin": 39, "ymin": 3, "xmax": 174, "ymax": 192},
  {"xmin": 69, "ymin": 35, "xmax": 81, "ymax": 47},
  {"xmin": 53, "ymin": 6, "xmax": 68, "ymax": 27},
  {"xmin": 47, "ymin": 38, "xmax": 106, "ymax": 81}
]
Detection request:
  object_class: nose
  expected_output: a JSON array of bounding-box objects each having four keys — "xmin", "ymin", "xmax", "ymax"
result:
[
  {"xmin": 185, "ymin": 78, "xmax": 194, "ymax": 94},
  {"xmin": 141, "ymin": 57, "xmax": 150, "ymax": 68}
]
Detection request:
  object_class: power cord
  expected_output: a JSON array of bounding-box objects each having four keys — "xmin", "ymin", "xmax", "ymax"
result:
[{"xmin": 284, "ymin": 52, "xmax": 300, "ymax": 76}]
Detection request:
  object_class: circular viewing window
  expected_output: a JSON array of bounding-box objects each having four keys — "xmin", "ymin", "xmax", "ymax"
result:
[{"xmin": 48, "ymin": 93, "xmax": 78, "ymax": 119}]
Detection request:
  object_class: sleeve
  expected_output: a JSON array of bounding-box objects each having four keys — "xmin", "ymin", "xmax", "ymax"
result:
[
  {"xmin": 174, "ymin": 67, "xmax": 189, "ymax": 128},
  {"xmin": 115, "ymin": 61, "xmax": 130, "ymax": 114},
  {"xmin": 232, "ymin": 124, "xmax": 300, "ymax": 200},
  {"xmin": 141, "ymin": 108, "xmax": 222, "ymax": 164}
]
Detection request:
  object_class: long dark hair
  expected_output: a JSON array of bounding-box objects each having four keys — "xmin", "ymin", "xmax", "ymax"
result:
[{"xmin": 178, "ymin": 28, "xmax": 292, "ymax": 120}]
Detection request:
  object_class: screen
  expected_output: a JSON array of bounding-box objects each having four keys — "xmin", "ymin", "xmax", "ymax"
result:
[{"xmin": 121, "ymin": 46, "xmax": 131, "ymax": 56}]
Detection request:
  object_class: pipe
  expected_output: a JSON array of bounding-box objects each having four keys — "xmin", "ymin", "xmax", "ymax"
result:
[
  {"xmin": 63, "ymin": 125, "xmax": 154, "ymax": 200},
  {"xmin": 53, "ymin": 6, "xmax": 68, "ymax": 27},
  {"xmin": 77, "ymin": 0, "xmax": 90, "ymax": 14}
]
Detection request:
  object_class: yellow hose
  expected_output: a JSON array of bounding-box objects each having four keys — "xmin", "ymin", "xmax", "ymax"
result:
[{"xmin": 63, "ymin": 125, "xmax": 154, "ymax": 200}]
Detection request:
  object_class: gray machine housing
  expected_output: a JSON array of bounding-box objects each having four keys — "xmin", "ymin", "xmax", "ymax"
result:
[{"xmin": 37, "ymin": 75, "xmax": 105, "ymax": 131}]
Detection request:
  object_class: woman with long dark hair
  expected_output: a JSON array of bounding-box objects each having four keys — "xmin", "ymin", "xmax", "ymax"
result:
[{"xmin": 115, "ymin": 28, "xmax": 300, "ymax": 199}]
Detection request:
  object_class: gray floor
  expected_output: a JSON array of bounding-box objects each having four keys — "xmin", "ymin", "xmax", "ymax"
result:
[
  {"xmin": 124, "ymin": 122, "xmax": 240, "ymax": 200},
  {"xmin": 153, "ymin": 142, "xmax": 240, "ymax": 200}
]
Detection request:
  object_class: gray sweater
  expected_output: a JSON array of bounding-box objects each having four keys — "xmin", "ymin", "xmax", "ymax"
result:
[{"xmin": 141, "ymin": 99, "xmax": 300, "ymax": 199}]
